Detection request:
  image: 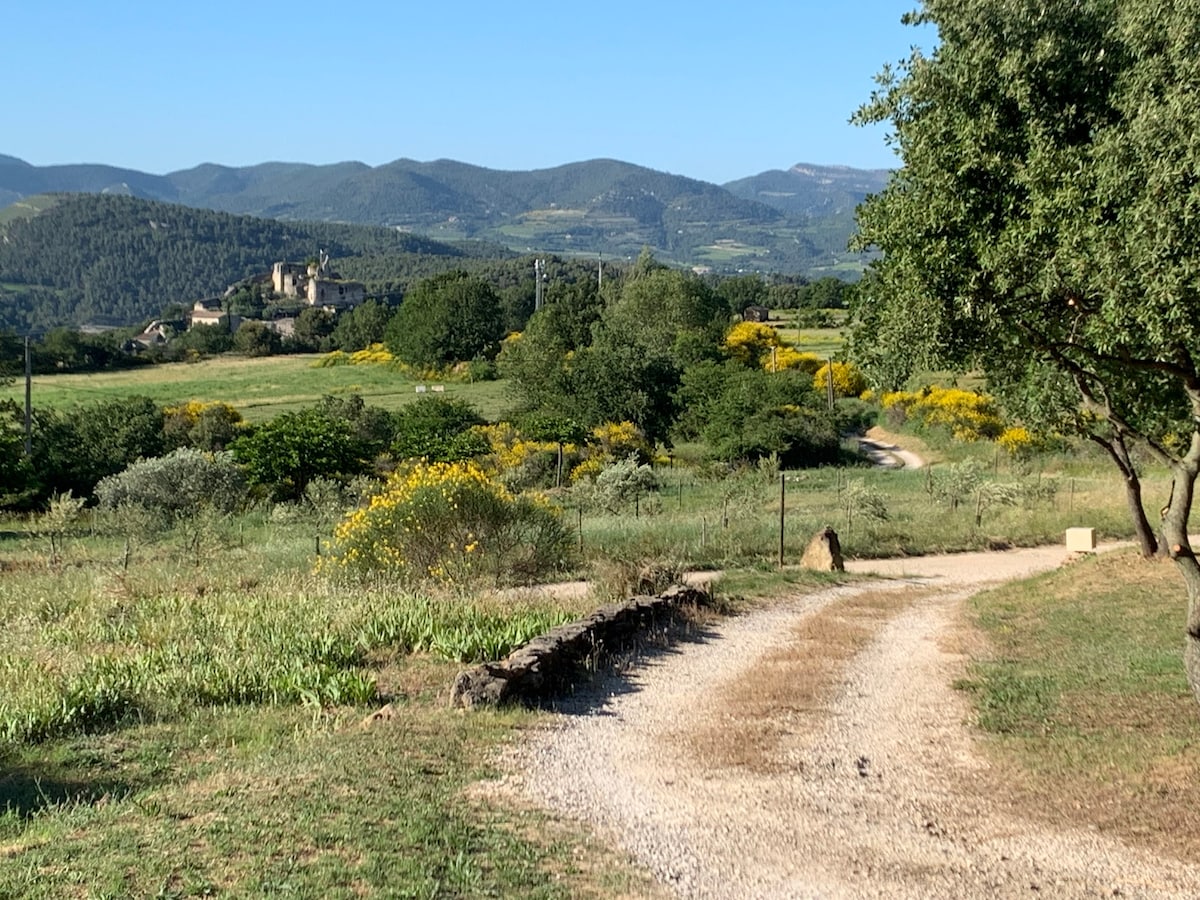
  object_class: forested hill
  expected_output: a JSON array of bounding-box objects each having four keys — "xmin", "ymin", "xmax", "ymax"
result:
[
  {"xmin": 0, "ymin": 155, "xmax": 884, "ymax": 274},
  {"xmin": 0, "ymin": 194, "xmax": 480, "ymax": 332}
]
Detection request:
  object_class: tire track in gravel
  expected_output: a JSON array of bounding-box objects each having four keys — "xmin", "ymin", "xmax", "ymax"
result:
[{"xmin": 502, "ymin": 545, "xmax": 1200, "ymax": 899}]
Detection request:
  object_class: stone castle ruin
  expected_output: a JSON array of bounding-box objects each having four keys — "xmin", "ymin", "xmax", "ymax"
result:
[{"xmin": 272, "ymin": 251, "xmax": 364, "ymax": 310}]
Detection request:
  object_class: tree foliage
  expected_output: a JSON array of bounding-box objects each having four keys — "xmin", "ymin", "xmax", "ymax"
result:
[
  {"xmin": 231, "ymin": 408, "xmax": 366, "ymax": 502},
  {"xmin": 390, "ymin": 397, "xmax": 488, "ymax": 463},
  {"xmin": 385, "ymin": 271, "xmax": 505, "ymax": 368},
  {"xmin": 501, "ymin": 258, "xmax": 733, "ymax": 444},
  {"xmin": 329, "ymin": 299, "xmax": 393, "ymax": 352},
  {"xmin": 676, "ymin": 363, "xmax": 840, "ymax": 467},
  {"xmin": 30, "ymin": 397, "xmax": 165, "ymax": 502},
  {"xmin": 232, "ymin": 320, "xmax": 282, "ymax": 357},
  {"xmin": 163, "ymin": 401, "xmax": 244, "ymax": 452},
  {"xmin": 853, "ymin": 0, "xmax": 1200, "ymax": 702}
]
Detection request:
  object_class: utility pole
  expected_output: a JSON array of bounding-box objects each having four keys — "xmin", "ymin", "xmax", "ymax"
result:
[
  {"xmin": 597, "ymin": 253, "xmax": 603, "ymax": 291},
  {"xmin": 534, "ymin": 258, "xmax": 546, "ymax": 311},
  {"xmin": 779, "ymin": 472, "xmax": 786, "ymax": 568},
  {"xmin": 24, "ymin": 335, "xmax": 32, "ymax": 457}
]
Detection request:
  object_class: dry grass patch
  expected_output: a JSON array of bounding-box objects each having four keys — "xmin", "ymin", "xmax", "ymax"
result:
[{"xmin": 685, "ymin": 585, "xmax": 928, "ymax": 773}]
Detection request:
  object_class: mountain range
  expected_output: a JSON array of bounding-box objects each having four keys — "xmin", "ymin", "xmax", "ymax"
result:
[{"xmin": 0, "ymin": 154, "xmax": 889, "ymax": 274}]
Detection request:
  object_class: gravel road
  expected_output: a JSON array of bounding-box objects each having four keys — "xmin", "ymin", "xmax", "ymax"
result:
[
  {"xmin": 858, "ymin": 426, "xmax": 926, "ymax": 470},
  {"xmin": 502, "ymin": 546, "xmax": 1200, "ymax": 898}
]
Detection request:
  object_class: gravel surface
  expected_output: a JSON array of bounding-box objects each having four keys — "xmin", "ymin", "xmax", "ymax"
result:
[
  {"xmin": 502, "ymin": 546, "xmax": 1200, "ymax": 898},
  {"xmin": 859, "ymin": 426, "xmax": 927, "ymax": 470}
]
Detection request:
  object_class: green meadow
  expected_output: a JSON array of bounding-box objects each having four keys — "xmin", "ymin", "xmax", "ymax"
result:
[{"xmin": 0, "ymin": 355, "xmax": 513, "ymax": 423}]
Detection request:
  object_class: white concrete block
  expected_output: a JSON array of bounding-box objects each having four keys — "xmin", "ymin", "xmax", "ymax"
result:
[{"xmin": 1065, "ymin": 527, "xmax": 1096, "ymax": 552}]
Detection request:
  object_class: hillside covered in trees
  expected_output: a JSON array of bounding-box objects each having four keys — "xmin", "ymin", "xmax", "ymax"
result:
[
  {"xmin": 0, "ymin": 155, "xmax": 881, "ymax": 274},
  {"xmin": 0, "ymin": 194, "xmax": 496, "ymax": 332}
]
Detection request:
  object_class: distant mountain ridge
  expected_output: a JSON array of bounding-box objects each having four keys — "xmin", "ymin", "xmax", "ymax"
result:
[
  {"xmin": 724, "ymin": 163, "xmax": 891, "ymax": 218},
  {"xmin": 0, "ymin": 154, "xmax": 891, "ymax": 273}
]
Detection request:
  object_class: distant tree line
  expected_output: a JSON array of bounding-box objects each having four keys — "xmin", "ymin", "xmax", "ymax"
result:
[
  {"xmin": 0, "ymin": 250, "xmax": 854, "ymax": 378},
  {"xmin": 1, "ymin": 251, "xmax": 862, "ymax": 511}
]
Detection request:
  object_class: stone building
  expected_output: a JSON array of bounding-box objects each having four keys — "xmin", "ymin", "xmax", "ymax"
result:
[{"xmin": 271, "ymin": 256, "xmax": 364, "ymax": 310}]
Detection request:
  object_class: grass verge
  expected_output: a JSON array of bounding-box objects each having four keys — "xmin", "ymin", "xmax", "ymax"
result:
[
  {"xmin": 0, "ymin": 695, "xmax": 653, "ymax": 898},
  {"xmin": 958, "ymin": 549, "xmax": 1200, "ymax": 860}
]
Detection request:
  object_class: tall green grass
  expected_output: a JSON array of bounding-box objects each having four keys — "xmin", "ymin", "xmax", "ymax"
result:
[
  {"xmin": 0, "ymin": 429, "xmax": 1158, "ymax": 746},
  {"xmin": 0, "ymin": 520, "xmax": 574, "ymax": 745},
  {"xmin": 572, "ymin": 447, "xmax": 1149, "ymax": 570}
]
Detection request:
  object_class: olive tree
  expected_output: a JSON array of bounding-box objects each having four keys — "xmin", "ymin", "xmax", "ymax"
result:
[{"xmin": 853, "ymin": 0, "xmax": 1200, "ymax": 702}]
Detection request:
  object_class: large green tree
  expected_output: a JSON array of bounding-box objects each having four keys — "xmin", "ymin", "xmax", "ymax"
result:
[
  {"xmin": 231, "ymin": 408, "xmax": 366, "ymax": 502},
  {"xmin": 676, "ymin": 362, "xmax": 839, "ymax": 467},
  {"xmin": 28, "ymin": 396, "xmax": 166, "ymax": 503},
  {"xmin": 385, "ymin": 272, "xmax": 504, "ymax": 368},
  {"xmin": 330, "ymin": 299, "xmax": 393, "ymax": 351},
  {"xmin": 854, "ymin": 0, "xmax": 1200, "ymax": 702},
  {"xmin": 500, "ymin": 260, "xmax": 721, "ymax": 444},
  {"xmin": 604, "ymin": 265, "xmax": 729, "ymax": 366}
]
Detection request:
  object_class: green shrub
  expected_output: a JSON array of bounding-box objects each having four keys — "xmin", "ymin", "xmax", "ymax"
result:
[
  {"xmin": 391, "ymin": 397, "xmax": 488, "ymax": 463},
  {"xmin": 933, "ymin": 458, "xmax": 987, "ymax": 511},
  {"xmin": 231, "ymin": 408, "xmax": 367, "ymax": 501},
  {"xmin": 679, "ymin": 363, "xmax": 840, "ymax": 467},
  {"xmin": 96, "ymin": 448, "xmax": 246, "ymax": 517},
  {"xmin": 576, "ymin": 455, "xmax": 660, "ymax": 513}
]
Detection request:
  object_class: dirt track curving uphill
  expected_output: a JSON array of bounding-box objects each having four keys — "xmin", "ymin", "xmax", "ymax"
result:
[
  {"xmin": 498, "ymin": 544, "xmax": 1200, "ymax": 898},
  {"xmin": 857, "ymin": 425, "xmax": 927, "ymax": 470}
]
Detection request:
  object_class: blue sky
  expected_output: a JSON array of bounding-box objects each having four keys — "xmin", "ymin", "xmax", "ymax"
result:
[{"xmin": 6, "ymin": 1, "xmax": 935, "ymax": 184}]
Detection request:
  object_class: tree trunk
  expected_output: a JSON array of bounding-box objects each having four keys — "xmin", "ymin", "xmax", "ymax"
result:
[
  {"xmin": 1090, "ymin": 433, "xmax": 1158, "ymax": 558},
  {"xmin": 1163, "ymin": 454, "xmax": 1200, "ymax": 705},
  {"xmin": 1123, "ymin": 470, "xmax": 1159, "ymax": 558}
]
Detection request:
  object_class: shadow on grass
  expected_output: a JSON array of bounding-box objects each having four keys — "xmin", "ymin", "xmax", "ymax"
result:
[{"xmin": 0, "ymin": 752, "xmax": 149, "ymax": 819}]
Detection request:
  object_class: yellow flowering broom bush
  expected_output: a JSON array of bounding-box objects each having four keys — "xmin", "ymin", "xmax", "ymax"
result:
[
  {"xmin": 774, "ymin": 347, "xmax": 824, "ymax": 373},
  {"xmin": 589, "ymin": 421, "xmax": 652, "ymax": 463},
  {"xmin": 313, "ymin": 343, "xmax": 449, "ymax": 381},
  {"xmin": 568, "ymin": 421, "xmax": 653, "ymax": 482},
  {"xmin": 162, "ymin": 400, "xmax": 245, "ymax": 451},
  {"xmin": 996, "ymin": 425, "xmax": 1036, "ymax": 457},
  {"xmin": 723, "ymin": 321, "xmax": 780, "ymax": 367},
  {"xmin": 882, "ymin": 386, "xmax": 1005, "ymax": 442},
  {"xmin": 721, "ymin": 321, "xmax": 823, "ymax": 373},
  {"xmin": 813, "ymin": 361, "xmax": 869, "ymax": 398},
  {"xmin": 326, "ymin": 460, "xmax": 574, "ymax": 586}
]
